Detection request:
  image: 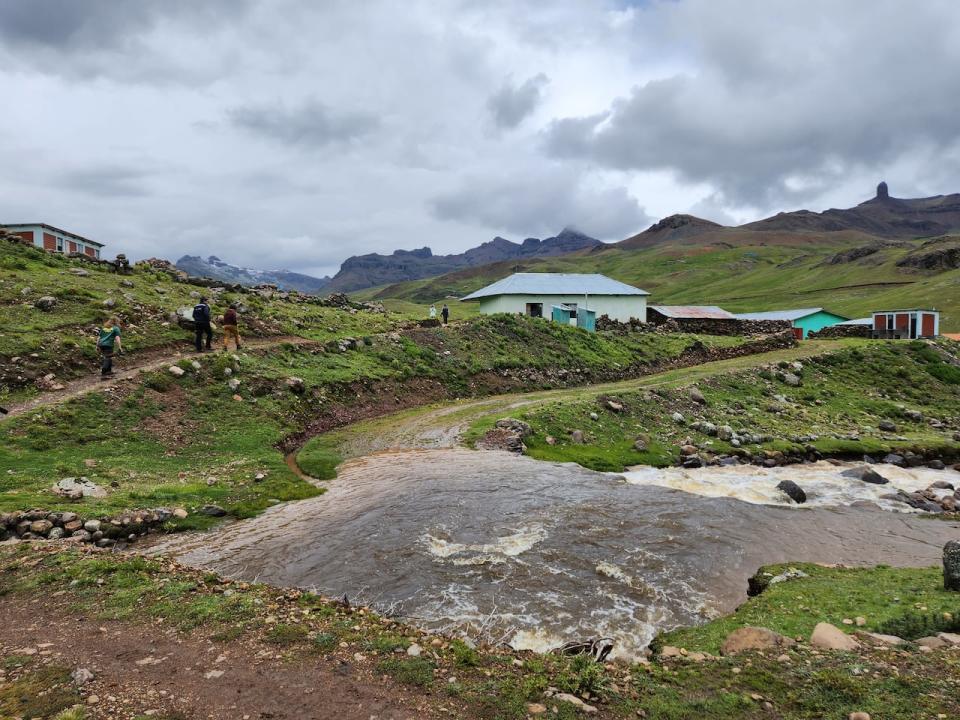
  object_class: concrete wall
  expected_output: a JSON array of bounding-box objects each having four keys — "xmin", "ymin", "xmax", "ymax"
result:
[{"xmin": 477, "ymin": 294, "xmax": 647, "ymax": 323}]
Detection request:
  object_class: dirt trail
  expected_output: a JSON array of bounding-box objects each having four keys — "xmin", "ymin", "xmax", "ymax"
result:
[
  {"xmin": 3, "ymin": 335, "xmax": 312, "ymax": 419},
  {"xmin": 305, "ymin": 340, "xmax": 850, "ymax": 462},
  {"xmin": 0, "ymin": 592, "xmax": 446, "ymax": 720}
]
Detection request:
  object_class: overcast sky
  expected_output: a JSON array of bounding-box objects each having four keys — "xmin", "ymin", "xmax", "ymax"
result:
[{"xmin": 2, "ymin": 0, "xmax": 959, "ymax": 277}]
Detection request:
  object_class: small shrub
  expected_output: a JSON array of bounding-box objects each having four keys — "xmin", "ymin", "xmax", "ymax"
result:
[
  {"xmin": 450, "ymin": 639, "xmax": 481, "ymax": 667},
  {"xmin": 874, "ymin": 611, "xmax": 960, "ymax": 640},
  {"xmin": 142, "ymin": 371, "xmax": 173, "ymax": 393},
  {"xmin": 265, "ymin": 623, "xmax": 309, "ymax": 645},
  {"xmin": 312, "ymin": 632, "xmax": 338, "ymax": 652},
  {"xmin": 555, "ymin": 655, "xmax": 608, "ymax": 698}
]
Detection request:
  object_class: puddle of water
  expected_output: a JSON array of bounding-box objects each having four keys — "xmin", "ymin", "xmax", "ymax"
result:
[{"xmin": 155, "ymin": 449, "xmax": 960, "ymax": 660}]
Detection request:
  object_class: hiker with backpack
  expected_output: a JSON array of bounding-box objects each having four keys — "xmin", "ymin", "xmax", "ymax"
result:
[
  {"xmin": 193, "ymin": 296, "xmax": 213, "ymax": 352},
  {"xmin": 96, "ymin": 316, "xmax": 123, "ymax": 377},
  {"xmin": 222, "ymin": 303, "xmax": 242, "ymax": 351},
  {"xmin": 441, "ymin": 303, "xmax": 449, "ymax": 325}
]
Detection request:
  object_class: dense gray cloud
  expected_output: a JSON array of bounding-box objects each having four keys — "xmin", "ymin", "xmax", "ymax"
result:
[
  {"xmin": 487, "ymin": 74, "xmax": 550, "ymax": 129},
  {"xmin": 0, "ymin": 0, "xmax": 958, "ymax": 277},
  {"xmin": 432, "ymin": 167, "xmax": 651, "ymax": 239},
  {"xmin": 544, "ymin": 0, "xmax": 960, "ymax": 209},
  {"xmin": 229, "ymin": 100, "xmax": 380, "ymax": 148}
]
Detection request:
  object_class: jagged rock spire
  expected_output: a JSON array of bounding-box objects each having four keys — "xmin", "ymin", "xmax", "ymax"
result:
[{"xmin": 877, "ymin": 181, "xmax": 889, "ymax": 199}]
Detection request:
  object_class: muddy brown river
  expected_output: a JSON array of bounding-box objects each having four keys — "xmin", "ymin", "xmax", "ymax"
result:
[{"xmin": 157, "ymin": 449, "xmax": 960, "ymax": 659}]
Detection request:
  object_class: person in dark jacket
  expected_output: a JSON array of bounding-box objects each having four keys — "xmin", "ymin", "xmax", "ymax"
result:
[
  {"xmin": 193, "ymin": 297, "xmax": 213, "ymax": 352},
  {"xmin": 222, "ymin": 303, "xmax": 241, "ymax": 351},
  {"xmin": 441, "ymin": 303, "xmax": 449, "ymax": 325}
]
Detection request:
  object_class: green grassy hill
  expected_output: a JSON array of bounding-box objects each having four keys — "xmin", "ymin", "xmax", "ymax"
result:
[{"xmin": 372, "ymin": 230, "xmax": 960, "ymax": 330}]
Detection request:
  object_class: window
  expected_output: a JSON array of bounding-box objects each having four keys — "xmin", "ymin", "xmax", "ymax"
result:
[
  {"xmin": 886, "ymin": 314, "xmax": 894, "ymax": 330},
  {"xmin": 56, "ymin": 237, "xmax": 64, "ymax": 252},
  {"xmin": 562, "ymin": 302, "xmax": 578, "ymax": 319},
  {"xmin": 525, "ymin": 303, "xmax": 543, "ymax": 318}
]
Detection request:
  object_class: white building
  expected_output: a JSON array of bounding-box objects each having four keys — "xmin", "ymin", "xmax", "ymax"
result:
[
  {"xmin": 461, "ymin": 272, "xmax": 648, "ymax": 323},
  {"xmin": 1, "ymin": 223, "xmax": 103, "ymax": 258}
]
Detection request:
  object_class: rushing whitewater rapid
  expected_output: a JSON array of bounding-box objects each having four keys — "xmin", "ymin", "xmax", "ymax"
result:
[{"xmin": 157, "ymin": 449, "xmax": 960, "ymax": 660}]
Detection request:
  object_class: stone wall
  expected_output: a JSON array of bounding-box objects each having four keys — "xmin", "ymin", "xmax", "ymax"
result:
[
  {"xmin": 598, "ymin": 314, "xmax": 791, "ymax": 336},
  {"xmin": 808, "ymin": 324, "xmax": 872, "ymax": 339},
  {"xmin": 0, "ymin": 507, "xmax": 185, "ymax": 547}
]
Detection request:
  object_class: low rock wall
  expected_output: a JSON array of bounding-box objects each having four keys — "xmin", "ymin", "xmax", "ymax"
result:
[
  {"xmin": 598, "ymin": 315, "xmax": 791, "ymax": 336},
  {"xmin": 0, "ymin": 507, "xmax": 184, "ymax": 547},
  {"xmin": 808, "ymin": 324, "xmax": 872, "ymax": 339}
]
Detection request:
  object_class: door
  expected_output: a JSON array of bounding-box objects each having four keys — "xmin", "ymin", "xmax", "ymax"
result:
[
  {"xmin": 921, "ymin": 313, "xmax": 936, "ymax": 337},
  {"xmin": 43, "ymin": 233, "xmax": 56, "ymax": 251},
  {"xmin": 525, "ymin": 303, "xmax": 543, "ymax": 318},
  {"xmin": 910, "ymin": 316, "xmax": 917, "ymax": 339},
  {"xmin": 792, "ymin": 327, "xmax": 803, "ymax": 340}
]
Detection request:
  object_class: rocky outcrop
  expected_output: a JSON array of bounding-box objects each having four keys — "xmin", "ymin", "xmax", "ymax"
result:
[{"xmin": 175, "ymin": 255, "xmax": 331, "ymax": 294}]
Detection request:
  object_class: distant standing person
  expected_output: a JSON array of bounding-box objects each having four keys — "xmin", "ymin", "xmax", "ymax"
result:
[
  {"xmin": 96, "ymin": 316, "xmax": 123, "ymax": 377},
  {"xmin": 222, "ymin": 303, "xmax": 242, "ymax": 351},
  {"xmin": 441, "ymin": 303, "xmax": 449, "ymax": 325},
  {"xmin": 193, "ymin": 296, "xmax": 213, "ymax": 352},
  {"xmin": 429, "ymin": 304, "xmax": 437, "ymax": 320}
]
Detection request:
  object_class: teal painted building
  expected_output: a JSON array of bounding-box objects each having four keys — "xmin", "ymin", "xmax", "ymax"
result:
[{"xmin": 734, "ymin": 307, "xmax": 850, "ymax": 339}]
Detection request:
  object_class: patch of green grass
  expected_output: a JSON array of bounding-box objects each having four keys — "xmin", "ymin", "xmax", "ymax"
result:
[
  {"xmin": 296, "ymin": 435, "xmax": 342, "ymax": 480},
  {"xmin": 265, "ymin": 623, "xmax": 310, "ymax": 645},
  {"xmin": 656, "ymin": 563, "xmax": 959, "ymax": 654},
  {"xmin": 376, "ymin": 657, "xmax": 436, "ymax": 687}
]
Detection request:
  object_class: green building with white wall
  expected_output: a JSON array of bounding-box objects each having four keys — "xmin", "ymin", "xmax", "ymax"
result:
[{"xmin": 734, "ymin": 307, "xmax": 850, "ymax": 339}]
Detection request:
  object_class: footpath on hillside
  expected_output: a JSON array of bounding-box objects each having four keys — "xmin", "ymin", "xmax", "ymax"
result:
[{"xmin": 3, "ymin": 335, "xmax": 312, "ymax": 419}]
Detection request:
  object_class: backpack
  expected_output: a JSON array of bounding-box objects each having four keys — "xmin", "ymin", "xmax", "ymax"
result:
[{"xmin": 193, "ymin": 303, "xmax": 210, "ymax": 323}]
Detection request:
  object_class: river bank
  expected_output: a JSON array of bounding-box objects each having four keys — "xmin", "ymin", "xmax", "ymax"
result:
[{"xmin": 3, "ymin": 543, "xmax": 959, "ymax": 719}]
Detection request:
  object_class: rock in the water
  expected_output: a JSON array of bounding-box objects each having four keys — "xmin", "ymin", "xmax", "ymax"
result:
[
  {"xmin": 720, "ymin": 627, "xmax": 795, "ymax": 656},
  {"xmin": 944, "ymin": 540, "xmax": 960, "ymax": 591},
  {"xmin": 776, "ymin": 480, "xmax": 807, "ymax": 504},
  {"xmin": 927, "ymin": 459, "xmax": 946, "ymax": 470},
  {"xmin": 882, "ymin": 453, "xmax": 906, "ymax": 467},
  {"xmin": 841, "ymin": 466, "xmax": 889, "ymax": 485},
  {"xmin": 810, "ymin": 622, "xmax": 859, "ymax": 651}
]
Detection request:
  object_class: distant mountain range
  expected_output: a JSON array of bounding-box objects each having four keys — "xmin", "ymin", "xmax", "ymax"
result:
[
  {"xmin": 175, "ymin": 255, "xmax": 331, "ymax": 293},
  {"xmin": 324, "ymin": 228, "xmax": 602, "ymax": 292},
  {"xmin": 176, "ymin": 183, "xmax": 960, "ymax": 296}
]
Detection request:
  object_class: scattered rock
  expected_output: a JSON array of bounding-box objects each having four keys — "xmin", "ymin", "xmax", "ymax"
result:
[
  {"xmin": 776, "ymin": 480, "xmax": 807, "ymax": 504},
  {"xmin": 570, "ymin": 430, "xmax": 585, "ymax": 444},
  {"xmin": 34, "ymin": 296, "xmax": 57, "ymax": 311},
  {"xmin": 720, "ymin": 627, "xmax": 796, "ymax": 656},
  {"xmin": 553, "ymin": 693, "xmax": 597, "ymax": 714},
  {"xmin": 848, "ymin": 713, "xmax": 871, "ymax": 720},
  {"xmin": 633, "ymin": 434, "xmax": 650, "ymax": 452},
  {"xmin": 199, "ymin": 505, "xmax": 227, "ymax": 517},
  {"xmin": 494, "ymin": 418, "xmax": 532, "ymax": 438},
  {"xmin": 671, "ymin": 412, "xmax": 685, "ymax": 425},
  {"xmin": 927, "ymin": 459, "xmax": 946, "ymax": 470},
  {"xmin": 810, "ymin": 622, "xmax": 859, "ymax": 651},
  {"xmin": 168, "ymin": 365, "xmax": 186, "ymax": 377},
  {"xmin": 878, "ymin": 419, "xmax": 897, "ymax": 432},
  {"xmin": 407, "ymin": 644, "xmax": 422, "ymax": 657},
  {"xmin": 859, "ymin": 632, "xmax": 905, "ymax": 646},
  {"xmin": 589, "ymin": 412, "xmax": 599, "ymax": 421},
  {"xmin": 782, "ymin": 373, "xmax": 801, "ymax": 386},
  {"xmin": 527, "ymin": 703, "xmax": 548, "ymax": 715},
  {"xmin": 689, "ymin": 387, "xmax": 707, "ymax": 404},
  {"xmin": 72, "ymin": 668, "xmax": 95, "ymax": 685},
  {"xmin": 915, "ymin": 636, "xmax": 946, "ymax": 649},
  {"xmin": 53, "ymin": 477, "xmax": 107, "ymax": 499},
  {"xmin": 228, "ymin": 378, "xmax": 241, "ymax": 390},
  {"xmin": 285, "ymin": 376, "xmax": 305, "ymax": 394}
]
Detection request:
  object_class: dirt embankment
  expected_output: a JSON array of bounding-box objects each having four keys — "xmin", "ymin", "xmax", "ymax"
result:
[{"xmin": 279, "ymin": 331, "xmax": 796, "ymax": 454}]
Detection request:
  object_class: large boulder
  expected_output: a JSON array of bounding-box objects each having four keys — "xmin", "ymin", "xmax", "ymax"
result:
[
  {"xmin": 494, "ymin": 418, "xmax": 533, "ymax": 438},
  {"xmin": 776, "ymin": 480, "xmax": 807, "ymax": 504},
  {"xmin": 720, "ymin": 627, "xmax": 795, "ymax": 656},
  {"xmin": 841, "ymin": 466, "xmax": 889, "ymax": 485},
  {"xmin": 52, "ymin": 477, "xmax": 107, "ymax": 499},
  {"xmin": 810, "ymin": 622, "xmax": 859, "ymax": 651}
]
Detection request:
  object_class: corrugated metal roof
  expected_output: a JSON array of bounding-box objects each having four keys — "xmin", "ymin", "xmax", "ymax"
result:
[
  {"xmin": 650, "ymin": 305, "xmax": 736, "ymax": 320},
  {"xmin": 734, "ymin": 307, "xmax": 826, "ymax": 322},
  {"xmin": 461, "ymin": 273, "xmax": 648, "ymax": 300},
  {"xmin": 837, "ymin": 317, "xmax": 872, "ymax": 326},
  {"xmin": 871, "ymin": 308, "xmax": 939, "ymax": 314}
]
